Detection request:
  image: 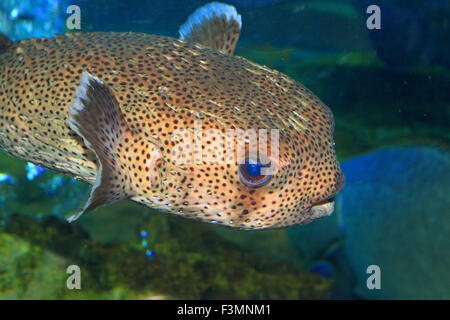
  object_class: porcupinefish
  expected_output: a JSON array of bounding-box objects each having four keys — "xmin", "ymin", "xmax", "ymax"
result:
[{"xmin": 0, "ymin": 2, "xmax": 344, "ymax": 230}]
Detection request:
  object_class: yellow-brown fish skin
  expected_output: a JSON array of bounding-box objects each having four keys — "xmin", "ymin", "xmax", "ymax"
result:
[{"xmin": 0, "ymin": 32, "xmax": 344, "ymax": 230}]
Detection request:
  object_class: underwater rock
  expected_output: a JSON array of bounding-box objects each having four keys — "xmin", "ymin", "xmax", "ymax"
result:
[
  {"xmin": 21, "ymin": 250, "xmax": 68, "ymax": 299},
  {"xmin": 0, "ymin": 232, "xmax": 68, "ymax": 299},
  {"xmin": 2, "ymin": 214, "xmax": 332, "ymax": 299},
  {"xmin": 0, "ymin": 232, "xmax": 39, "ymax": 298},
  {"xmin": 339, "ymin": 147, "xmax": 450, "ymax": 299}
]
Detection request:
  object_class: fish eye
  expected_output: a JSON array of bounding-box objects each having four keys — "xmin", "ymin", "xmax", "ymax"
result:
[{"xmin": 238, "ymin": 159, "xmax": 271, "ymax": 187}]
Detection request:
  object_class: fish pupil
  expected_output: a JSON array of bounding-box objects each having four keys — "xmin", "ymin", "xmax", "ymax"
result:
[{"xmin": 246, "ymin": 163, "xmax": 262, "ymax": 177}]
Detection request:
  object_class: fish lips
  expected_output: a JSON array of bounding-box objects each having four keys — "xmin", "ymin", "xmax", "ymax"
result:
[
  {"xmin": 310, "ymin": 197, "xmax": 335, "ymax": 219},
  {"xmin": 309, "ymin": 177, "xmax": 344, "ymax": 219}
]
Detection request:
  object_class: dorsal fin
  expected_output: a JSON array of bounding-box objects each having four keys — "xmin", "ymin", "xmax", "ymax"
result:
[
  {"xmin": 67, "ymin": 72, "xmax": 136, "ymax": 222},
  {"xmin": 0, "ymin": 34, "xmax": 12, "ymax": 53},
  {"xmin": 179, "ymin": 2, "xmax": 242, "ymax": 55}
]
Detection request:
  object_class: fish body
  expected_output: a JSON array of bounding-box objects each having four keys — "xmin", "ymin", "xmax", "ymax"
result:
[{"xmin": 0, "ymin": 3, "xmax": 344, "ymax": 230}]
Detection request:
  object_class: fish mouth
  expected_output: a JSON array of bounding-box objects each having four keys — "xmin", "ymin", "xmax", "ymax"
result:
[{"xmin": 310, "ymin": 197, "xmax": 335, "ymax": 219}]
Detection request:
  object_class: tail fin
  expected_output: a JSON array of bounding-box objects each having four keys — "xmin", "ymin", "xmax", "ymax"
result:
[{"xmin": 0, "ymin": 34, "xmax": 12, "ymax": 53}]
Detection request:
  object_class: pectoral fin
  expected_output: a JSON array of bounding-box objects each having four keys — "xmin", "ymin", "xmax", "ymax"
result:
[
  {"xmin": 67, "ymin": 72, "xmax": 135, "ymax": 222},
  {"xmin": 179, "ymin": 2, "xmax": 242, "ymax": 55}
]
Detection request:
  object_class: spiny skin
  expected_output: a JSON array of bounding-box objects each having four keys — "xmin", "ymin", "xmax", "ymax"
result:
[{"xmin": 0, "ymin": 32, "xmax": 344, "ymax": 230}]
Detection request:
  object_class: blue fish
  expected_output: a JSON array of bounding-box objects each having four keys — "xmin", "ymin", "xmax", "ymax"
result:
[
  {"xmin": 288, "ymin": 147, "xmax": 450, "ymax": 299},
  {"xmin": 358, "ymin": 0, "xmax": 450, "ymax": 71},
  {"xmin": 339, "ymin": 147, "xmax": 450, "ymax": 299},
  {"xmin": 309, "ymin": 261, "xmax": 333, "ymax": 278}
]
